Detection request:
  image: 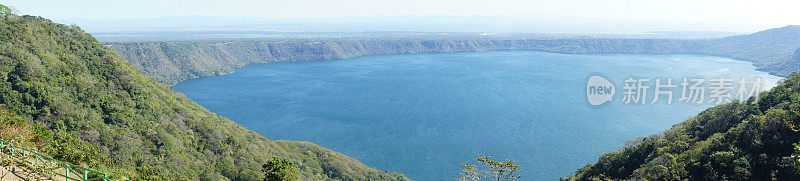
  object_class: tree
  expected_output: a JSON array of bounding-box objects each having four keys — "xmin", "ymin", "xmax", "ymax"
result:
[
  {"xmin": 0, "ymin": 4, "xmax": 16, "ymax": 17},
  {"xmin": 262, "ymin": 156, "xmax": 299, "ymax": 181},
  {"xmin": 457, "ymin": 155, "xmax": 521, "ymax": 181}
]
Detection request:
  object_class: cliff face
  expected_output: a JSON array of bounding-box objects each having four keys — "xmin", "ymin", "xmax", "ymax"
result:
[
  {"xmin": 107, "ymin": 38, "xmax": 697, "ymax": 85},
  {"xmin": 107, "ymin": 26, "xmax": 800, "ymax": 85},
  {"xmin": 0, "ymin": 15, "xmax": 407, "ymax": 180}
]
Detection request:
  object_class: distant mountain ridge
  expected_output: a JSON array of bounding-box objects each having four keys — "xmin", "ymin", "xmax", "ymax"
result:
[
  {"xmin": 107, "ymin": 25, "xmax": 800, "ymax": 85},
  {"xmin": 700, "ymin": 25, "xmax": 800, "ymax": 75}
]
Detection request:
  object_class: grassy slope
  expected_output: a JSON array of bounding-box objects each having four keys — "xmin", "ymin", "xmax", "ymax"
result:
[{"xmin": 0, "ymin": 15, "xmax": 406, "ymax": 180}]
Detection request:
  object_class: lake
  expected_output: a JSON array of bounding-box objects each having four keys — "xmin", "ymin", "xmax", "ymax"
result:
[{"xmin": 172, "ymin": 51, "xmax": 780, "ymax": 180}]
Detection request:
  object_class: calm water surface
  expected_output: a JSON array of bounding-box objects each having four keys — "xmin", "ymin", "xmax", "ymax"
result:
[{"xmin": 173, "ymin": 51, "xmax": 780, "ymax": 180}]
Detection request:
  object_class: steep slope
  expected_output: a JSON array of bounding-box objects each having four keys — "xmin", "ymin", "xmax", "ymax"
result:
[
  {"xmin": 0, "ymin": 15, "xmax": 406, "ymax": 180},
  {"xmin": 564, "ymin": 74, "xmax": 800, "ymax": 180},
  {"xmin": 696, "ymin": 25, "xmax": 800, "ymax": 76}
]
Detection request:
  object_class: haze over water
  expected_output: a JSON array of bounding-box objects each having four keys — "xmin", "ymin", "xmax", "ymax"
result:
[{"xmin": 173, "ymin": 51, "xmax": 780, "ymax": 180}]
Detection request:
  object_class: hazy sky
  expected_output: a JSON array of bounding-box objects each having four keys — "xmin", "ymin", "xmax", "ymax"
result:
[{"xmin": 2, "ymin": 0, "xmax": 799, "ymax": 33}]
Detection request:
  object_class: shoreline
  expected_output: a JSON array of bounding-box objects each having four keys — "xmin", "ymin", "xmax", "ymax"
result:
[{"xmin": 166, "ymin": 49, "xmax": 785, "ymax": 86}]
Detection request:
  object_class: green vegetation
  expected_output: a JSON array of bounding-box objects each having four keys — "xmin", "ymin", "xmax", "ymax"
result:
[
  {"xmin": 5, "ymin": 2, "xmax": 796, "ymax": 180},
  {"xmin": 262, "ymin": 156, "xmax": 299, "ymax": 181},
  {"xmin": 0, "ymin": 4, "xmax": 12, "ymax": 17},
  {"xmin": 563, "ymin": 73, "xmax": 800, "ymax": 180},
  {"xmin": 0, "ymin": 109, "xmax": 48, "ymax": 149},
  {"xmin": 693, "ymin": 26, "xmax": 800, "ymax": 76},
  {"xmin": 0, "ymin": 12, "xmax": 407, "ymax": 180},
  {"xmin": 457, "ymin": 156, "xmax": 521, "ymax": 181}
]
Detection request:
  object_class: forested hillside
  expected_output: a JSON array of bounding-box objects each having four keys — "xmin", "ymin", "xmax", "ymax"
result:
[
  {"xmin": 0, "ymin": 14, "xmax": 407, "ymax": 180},
  {"xmin": 695, "ymin": 26, "xmax": 800, "ymax": 76},
  {"xmin": 564, "ymin": 73, "xmax": 800, "ymax": 180},
  {"xmin": 107, "ymin": 26, "xmax": 800, "ymax": 85}
]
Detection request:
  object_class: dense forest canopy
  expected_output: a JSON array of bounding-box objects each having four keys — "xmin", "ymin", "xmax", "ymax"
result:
[{"xmin": 0, "ymin": 13, "xmax": 407, "ymax": 180}]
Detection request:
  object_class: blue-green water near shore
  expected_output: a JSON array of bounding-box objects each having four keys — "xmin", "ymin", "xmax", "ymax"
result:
[{"xmin": 172, "ymin": 51, "xmax": 780, "ymax": 180}]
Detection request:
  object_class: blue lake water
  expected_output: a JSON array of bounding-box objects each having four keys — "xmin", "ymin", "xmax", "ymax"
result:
[{"xmin": 172, "ymin": 51, "xmax": 781, "ymax": 180}]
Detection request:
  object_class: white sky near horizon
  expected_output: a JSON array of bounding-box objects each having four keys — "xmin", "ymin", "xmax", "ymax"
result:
[{"xmin": 2, "ymin": 0, "xmax": 800, "ymax": 33}]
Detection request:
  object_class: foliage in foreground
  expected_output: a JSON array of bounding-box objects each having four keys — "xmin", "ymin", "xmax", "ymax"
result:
[
  {"xmin": 564, "ymin": 73, "xmax": 800, "ymax": 180},
  {"xmin": 457, "ymin": 155, "xmax": 520, "ymax": 181},
  {"xmin": 0, "ymin": 11, "xmax": 407, "ymax": 180},
  {"xmin": 1, "ymin": 109, "xmax": 46, "ymax": 149}
]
